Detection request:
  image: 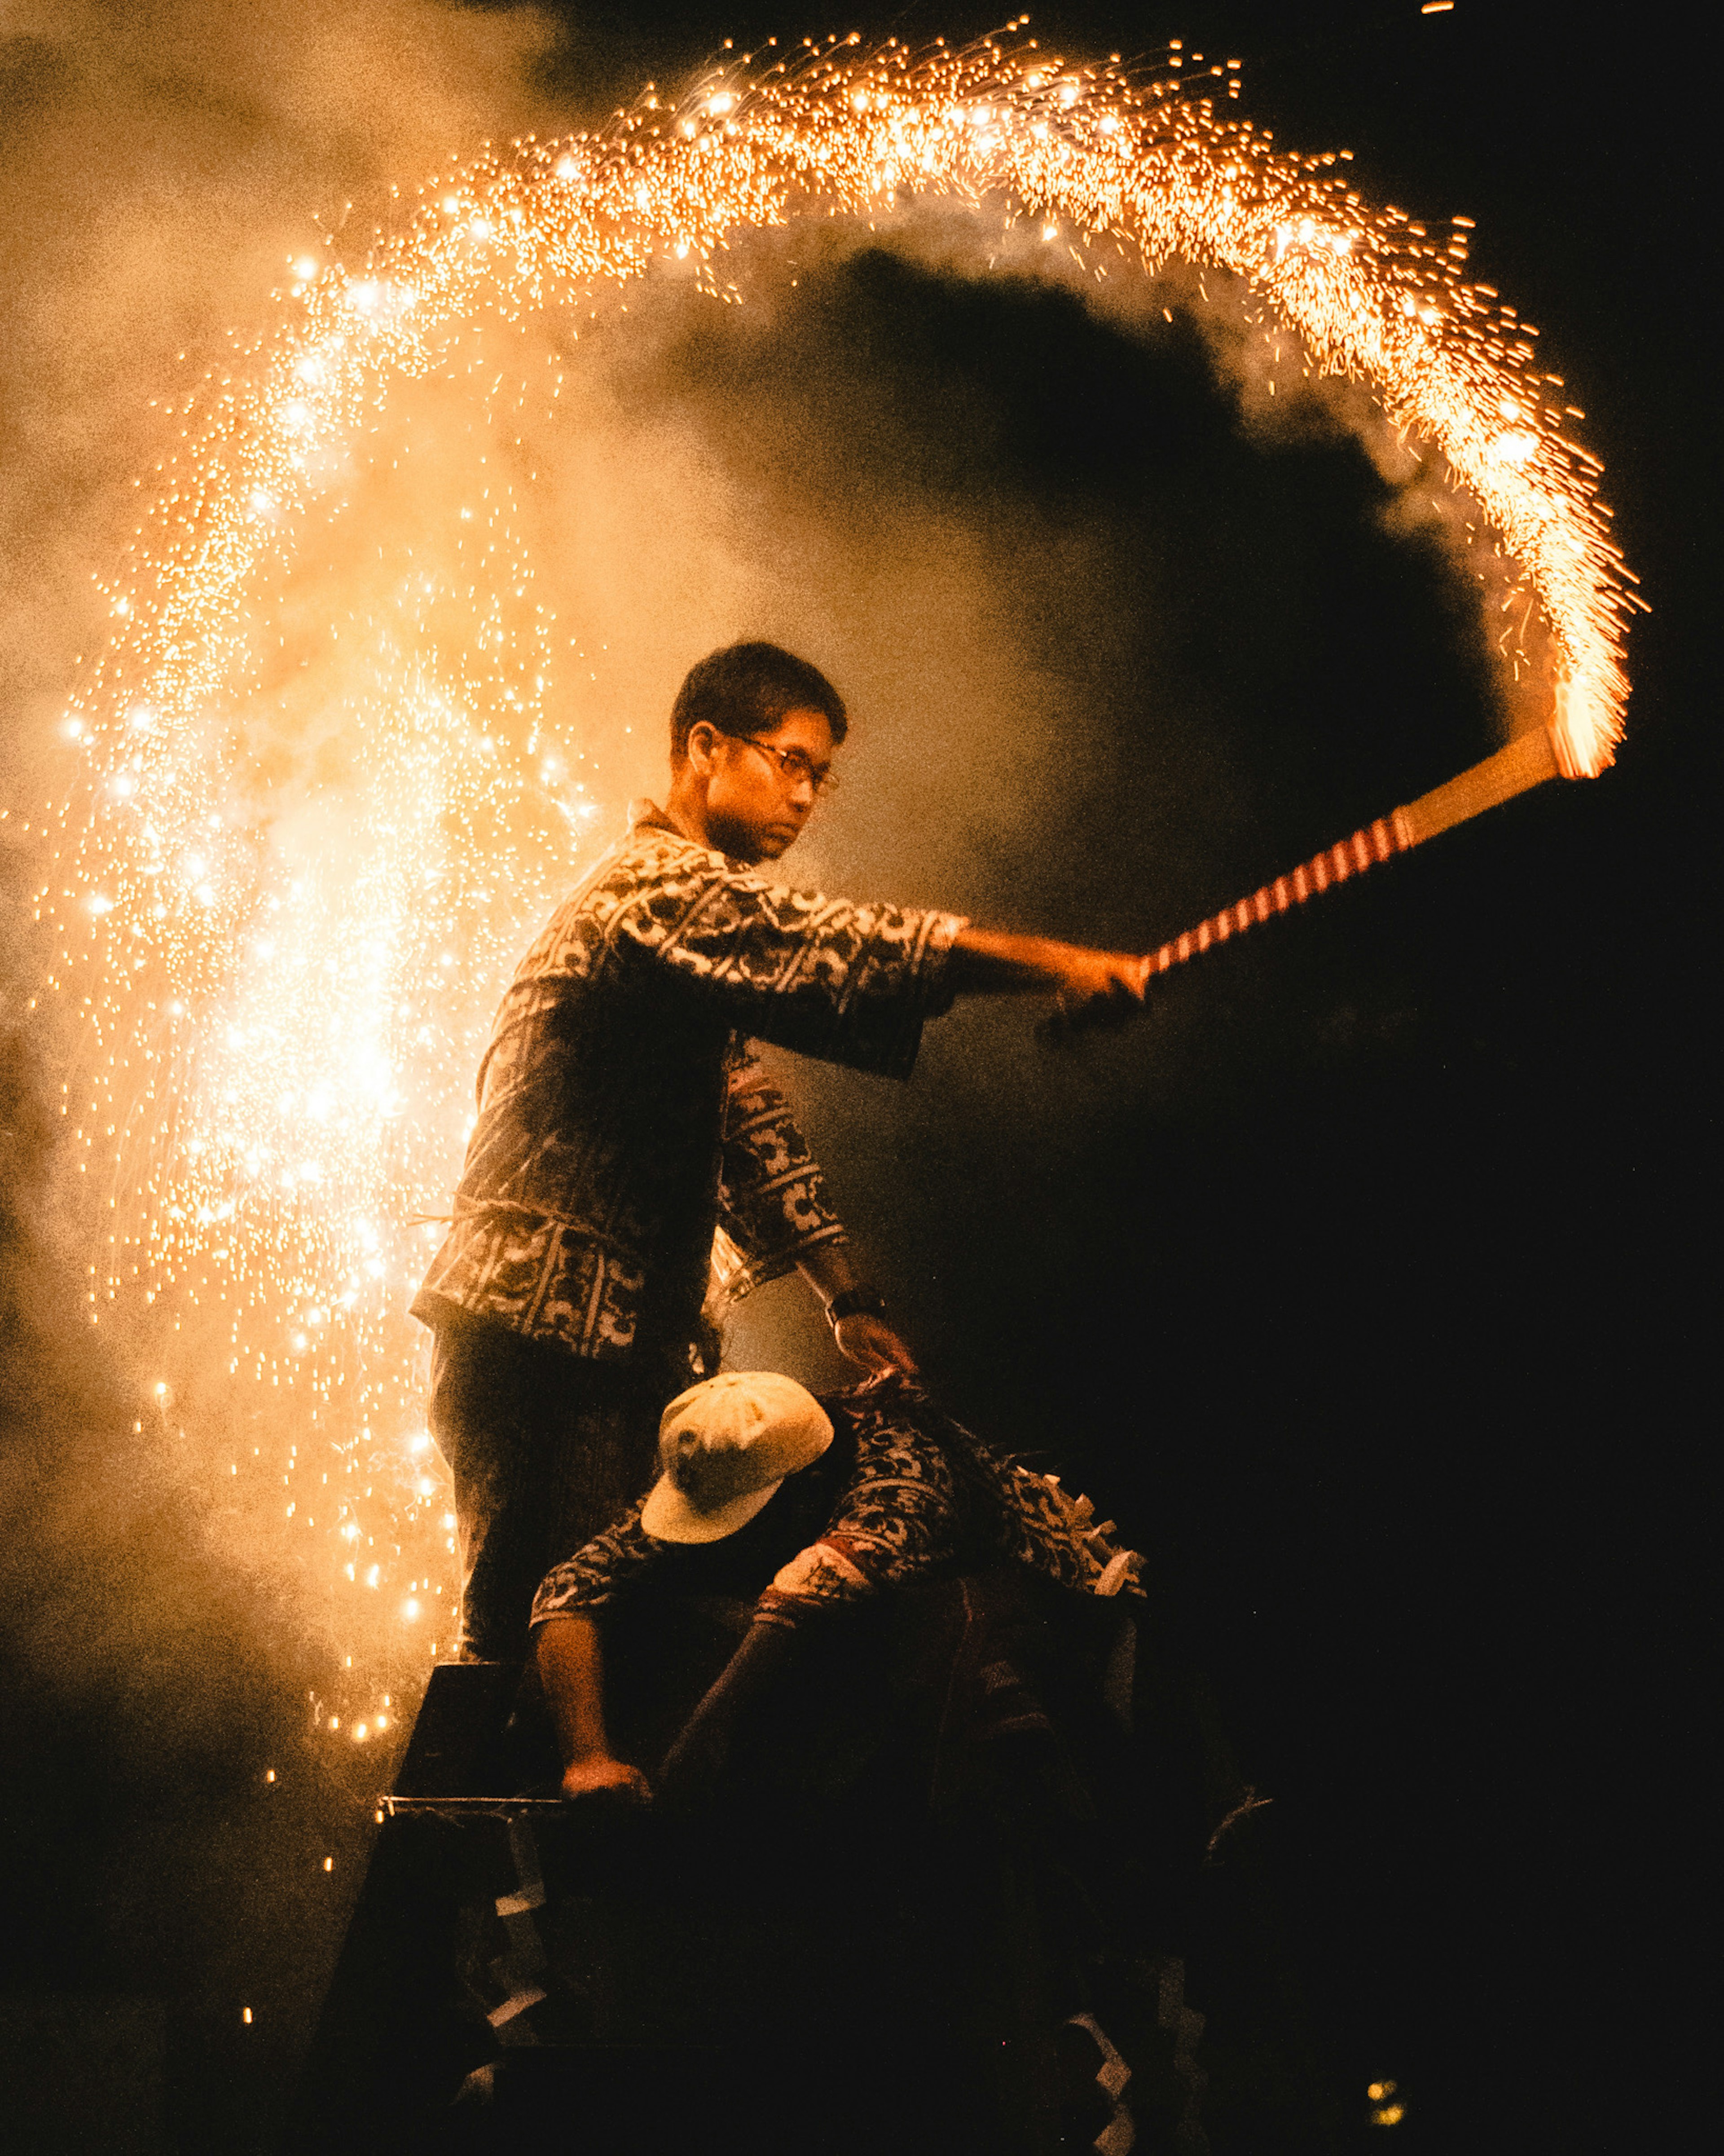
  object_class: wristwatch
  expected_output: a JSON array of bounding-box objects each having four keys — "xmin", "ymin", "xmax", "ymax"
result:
[{"xmin": 825, "ymin": 1286, "xmax": 887, "ymax": 1325}]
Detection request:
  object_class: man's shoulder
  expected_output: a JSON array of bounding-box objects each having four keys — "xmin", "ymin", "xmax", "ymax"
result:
[
  {"xmin": 567, "ymin": 813, "xmax": 734, "ymax": 914},
  {"xmin": 513, "ymin": 816, "xmax": 724, "ymax": 966}
]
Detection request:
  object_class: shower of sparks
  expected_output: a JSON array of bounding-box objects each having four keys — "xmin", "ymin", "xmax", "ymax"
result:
[{"xmin": 27, "ymin": 26, "xmax": 1634, "ymax": 1740}]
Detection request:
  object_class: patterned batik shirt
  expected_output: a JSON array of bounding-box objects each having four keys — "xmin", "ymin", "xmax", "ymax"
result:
[
  {"xmin": 529, "ymin": 1386, "xmax": 1145, "ymax": 1635},
  {"xmin": 412, "ymin": 807, "xmax": 967, "ymax": 1361}
]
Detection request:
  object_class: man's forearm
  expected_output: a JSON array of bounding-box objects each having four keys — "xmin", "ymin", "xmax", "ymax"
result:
[
  {"xmin": 796, "ymin": 1239, "xmax": 918, "ymax": 1374},
  {"xmin": 797, "ymin": 1239, "xmax": 863, "ymax": 1308},
  {"xmin": 535, "ymin": 1614, "xmax": 611, "ymax": 1764},
  {"xmin": 946, "ymin": 925, "xmax": 1144, "ymax": 998},
  {"xmin": 659, "ymin": 1615, "xmax": 807, "ymax": 1800}
]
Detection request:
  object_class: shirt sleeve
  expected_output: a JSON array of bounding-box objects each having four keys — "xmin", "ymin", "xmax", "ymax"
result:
[
  {"xmin": 714, "ymin": 1049, "xmax": 846, "ymax": 1297},
  {"xmin": 611, "ymin": 840, "xmax": 968, "ymax": 1082},
  {"xmin": 530, "ymin": 1504, "xmax": 662, "ymax": 1627},
  {"xmin": 929, "ymin": 1403, "xmax": 1149, "ymax": 1602},
  {"xmin": 751, "ymin": 1406, "xmax": 960, "ymax": 1629}
]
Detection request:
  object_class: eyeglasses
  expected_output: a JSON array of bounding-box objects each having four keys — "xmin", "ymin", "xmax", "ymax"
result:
[{"xmin": 735, "ymin": 736, "xmax": 840, "ymax": 797}]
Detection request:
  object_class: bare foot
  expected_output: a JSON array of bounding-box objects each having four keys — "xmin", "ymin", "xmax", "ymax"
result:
[{"xmin": 560, "ymin": 1755, "xmax": 652, "ymax": 1806}]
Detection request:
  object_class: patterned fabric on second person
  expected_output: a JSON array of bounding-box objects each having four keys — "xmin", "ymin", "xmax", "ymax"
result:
[
  {"xmin": 529, "ymin": 1383, "xmax": 1143, "ymax": 1636},
  {"xmin": 413, "ymin": 807, "xmax": 965, "ymax": 1363}
]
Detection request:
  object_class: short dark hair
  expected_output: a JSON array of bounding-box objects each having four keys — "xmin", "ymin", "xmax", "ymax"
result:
[{"xmin": 669, "ymin": 642, "xmax": 848, "ymax": 762}]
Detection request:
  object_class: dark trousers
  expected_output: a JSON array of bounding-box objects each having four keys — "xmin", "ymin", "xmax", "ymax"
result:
[{"xmin": 427, "ymin": 1322, "xmax": 669, "ymax": 1662}]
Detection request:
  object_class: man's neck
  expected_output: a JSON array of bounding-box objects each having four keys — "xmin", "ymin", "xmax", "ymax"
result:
[
  {"xmin": 660, "ymin": 774, "xmax": 711, "ymax": 849},
  {"xmin": 660, "ymin": 798, "xmax": 706, "ymax": 849},
  {"xmin": 660, "ymin": 778, "xmax": 766, "ymax": 865}
]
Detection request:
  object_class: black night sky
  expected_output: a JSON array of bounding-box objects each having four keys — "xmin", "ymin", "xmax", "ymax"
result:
[{"xmin": 0, "ymin": 3, "xmax": 1708, "ymax": 2151}]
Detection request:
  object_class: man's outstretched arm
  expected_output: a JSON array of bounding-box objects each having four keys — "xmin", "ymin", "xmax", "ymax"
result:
[{"xmin": 535, "ymin": 1615, "xmax": 652, "ymax": 1805}]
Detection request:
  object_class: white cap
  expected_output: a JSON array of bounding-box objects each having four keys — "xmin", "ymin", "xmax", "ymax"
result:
[{"xmin": 639, "ymin": 1372, "xmax": 834, "ymax": 1545}]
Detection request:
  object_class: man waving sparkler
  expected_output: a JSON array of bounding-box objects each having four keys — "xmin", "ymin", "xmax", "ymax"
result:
[{"xmin": 413, "ymin": 642, "xmax": 1151, "ymax": 1658}]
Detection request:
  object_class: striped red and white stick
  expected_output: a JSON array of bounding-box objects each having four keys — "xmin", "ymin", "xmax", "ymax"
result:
[{"xmin": 1145, "ymin": 723, "xmax": 1562, "ymax": 978}]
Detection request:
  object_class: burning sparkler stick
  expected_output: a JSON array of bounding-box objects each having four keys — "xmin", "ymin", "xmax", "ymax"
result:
[{"xmin": 1144, "ymin": 723, "xmax": 1563, "ymax": 979}]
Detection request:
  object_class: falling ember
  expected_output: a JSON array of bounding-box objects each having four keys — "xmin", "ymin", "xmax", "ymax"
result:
[{"xmin": 31, "ymin": 29, "xmax": 1632, "ymax": 1724}]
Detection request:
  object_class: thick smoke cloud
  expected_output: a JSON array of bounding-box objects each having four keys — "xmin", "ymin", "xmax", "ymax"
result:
[
  {"xmin": 0, "ymin": 0, "xmax": 576, "ymax": 2128},
  {"xmin": 0, "ymin": 0, "xmax": 600, "ymax": 1642},
  {"xmin": 0, "ymin": 0, "xmax": 569, "ymax": 781}
]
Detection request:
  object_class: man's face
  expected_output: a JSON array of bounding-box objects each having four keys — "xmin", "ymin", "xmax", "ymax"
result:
[{"xmin": 690, "ymin": 706, "xmax": 837, "ymax": 863}]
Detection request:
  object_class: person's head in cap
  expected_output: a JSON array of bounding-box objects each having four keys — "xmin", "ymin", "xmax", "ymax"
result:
[{"xmin": 640, "ymin": 1371, "xmax": 835, "ymax": 1544}]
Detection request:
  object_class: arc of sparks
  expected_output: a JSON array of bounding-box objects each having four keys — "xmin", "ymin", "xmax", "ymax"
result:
[{"xmin": 92, "ymin": 29, "xmax": 1633, "ymax": 804}]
